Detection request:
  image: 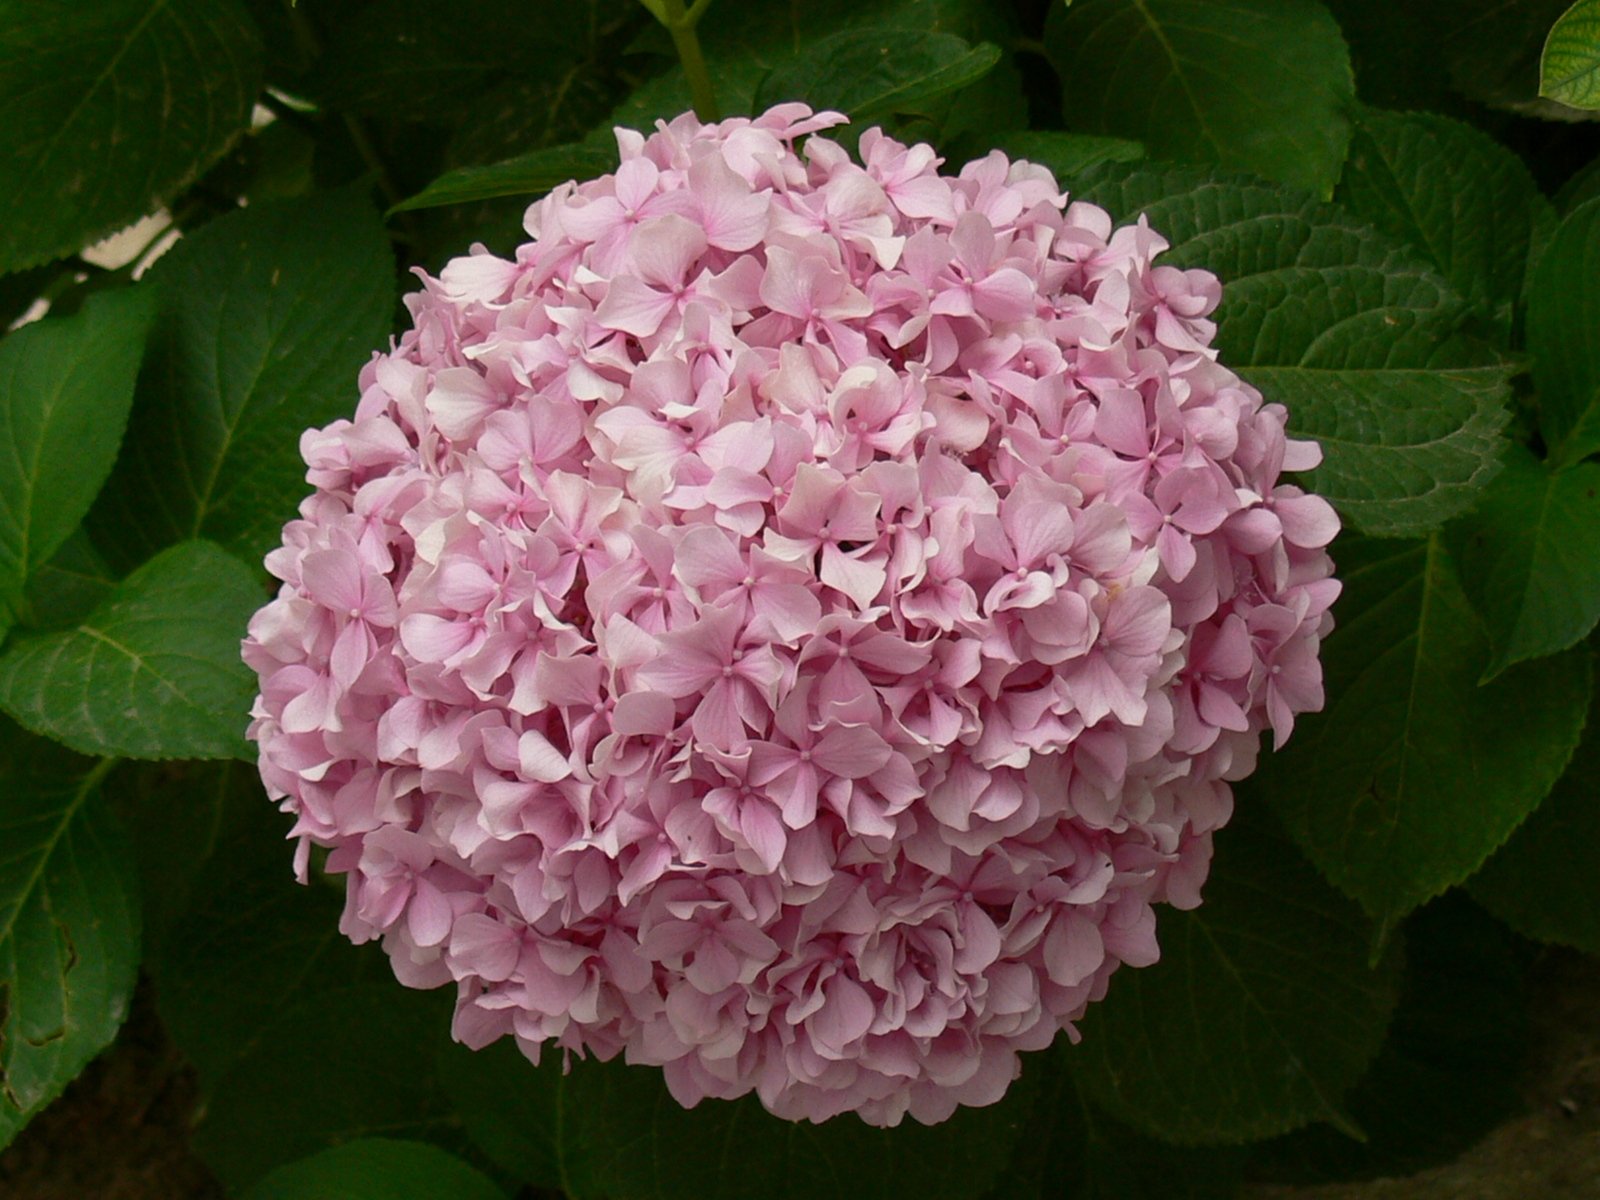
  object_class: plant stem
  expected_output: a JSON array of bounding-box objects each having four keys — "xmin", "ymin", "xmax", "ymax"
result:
[{"xmin": 655, "ymin": 0, "xmax": 720, "ymax": 121}]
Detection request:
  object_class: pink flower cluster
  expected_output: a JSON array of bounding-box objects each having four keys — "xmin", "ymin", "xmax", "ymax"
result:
[{"xmin": 244, "ymin": 104, "xmax": 1339, "ymax": 1127}]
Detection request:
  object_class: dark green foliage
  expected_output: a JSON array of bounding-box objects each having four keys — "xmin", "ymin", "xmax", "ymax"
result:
[
  {"xmin": 1074, "ymin": 164, "xmax": 1514, "ymax": 538},
  {"xmin": 438, "ymin": 1034, "xmax": 1036, "ymax": 1199},
  {"xmin": 87, "ymin": 191, "xmax": 395, "ymax": 568},
  {"xmin": 1255, "ymin": 536, "xmax": 1591, "ymax": 927},
  {"xmin": 0, "ymin": 1, "xmax": 1597, "ymax": 1195},
  {"xmin": 0, "ymin": 725, "xmax": 140, "ymax": 1145},
  {"xmin": 1045, "ymin": 0, "xmax": 1354, "ymax": 193},
  {"xmin": 245, "ymin": 1140, "xmax": 508, "ymax": 1200},
  {"xmin": 1527, "ymin": 195, "xmax": 1600, "ymax": 466},
  {"xmin": 1471, "ymin": 676, "xmax": 1600, "ymax": 955},
  {"xmin": 1249, "ymin": 896, "xmax": 1530, "ymax": 1182},
  {"xmin": 0, "ymin": 0, "xmax": 263, "ymax": 273},
  {"xmin": 0, "ymin": 541, "xmax": 264, "ymax": 761},
  {"xmin": 0, "ymin": 290, "xmax": 153, "ymax": 625},
  {"xmin": 1069, "ymin": 803, "xmax": 1402, "ymax": 1144}
]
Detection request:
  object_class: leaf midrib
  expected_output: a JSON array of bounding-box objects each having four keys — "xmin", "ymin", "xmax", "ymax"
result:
[
  {"xmin": 0, "ymin": 757, "xmax": 116, "ymax": 948},
  {"xmin": 1386, "ymin": 535, "xmax": 1440, "ymax": 850},
  {"xmin": 3, "ymin": 0, "xmax": 174, "ymax": 211},
  {"xmin": 1128, "ymin": 0, "xmax": 1222, "ymax": 158}
]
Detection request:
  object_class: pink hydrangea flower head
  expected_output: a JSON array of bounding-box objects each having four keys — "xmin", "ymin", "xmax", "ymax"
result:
[{"xmin": 244, "ymin": 104, "xmax": 1339, "ymax": 1127}]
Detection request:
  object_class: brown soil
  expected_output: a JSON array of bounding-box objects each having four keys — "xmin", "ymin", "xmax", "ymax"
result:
[
  {"xmin": 3, "ymin": 957, "xmax": 1596, "ymax": 1199},
  {"xmin": 0, "ymin": 983, "xmax": 223, "ymax": 1200}
]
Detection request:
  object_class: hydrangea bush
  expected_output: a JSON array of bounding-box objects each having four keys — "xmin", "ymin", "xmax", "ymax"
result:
[
  {"xmin": 0, "ymin": 0, "xmax": 1597, "ymax": 1196},
  {"xmin": 244, "ymin": 105, "xmax": 1337, "ymax": 1124}
]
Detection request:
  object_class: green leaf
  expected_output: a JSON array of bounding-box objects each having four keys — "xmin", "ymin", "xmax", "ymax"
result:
[
  {"xmin": 87, "ymin": 190, "xmax": 395, "ymax": 568},
  {"xmin": 690, "ymin": 0, "xmax": 1011, "ymax": 62},
  {"xmin": 18, "ymin": 532, "xmax": 117, "ymax": 635},
  {"xmin": 143, "ymin": 766, "xmax": 463, "ymax": 1191},
  {"xmin": 1470, "ymin": 677, "xmax": 1600, "ymax": 954},
  {"xmin": 395, "ymin": 5, "xmax": 1016, "ymax": 215},
  {"xmin": 0, "ymin": 265, "xmax": 62, "ymax": 331},
  {"xmin": 1076, "ymin": 164, "xmax": 1512, "ymax": 536},
  {"xmin": 1067, "ymin": 802, "xmax": 1402, "ymax": 1145},
  {"xmin": 991, "ymin": 132, "xmax": 1146, "ymax": 181},
  {"xmin": 0, "ymin": 727, "xmax": 139, "ymax": 1150},
  {"xmin": 1445, "ymin": 446, "xmax": 1600, "ymax": 677},
  {"xmin": 980, "ymin": 1049, "xmax": 1244, "ymax": 1199},
  {"xmin": 109, "ymin": 759, "xmax": 256, "ymax": 962},
  {"xmin": 0, "ymin": 288, "xmax": 152, "ymax": 621},
  {"xmin": 1326, "ymin": 0, "xmax": 1574, "ymax": 114},
  {"xmin": 0, "ymin": 0, "xmax": 263, "ymax": 274},
  {"xmin": 1557, "ymin": 154, "xmax": 1600, "ymax": 215},
  {"xmin": 1250, "ymin": 895, "xmax": 1528, "ymax": 1185},
  {"xmin": 1255, "ymin": 536, "xmax": 1593, "ymax": 926},
  {"xmin": 753, "ymin": 30, "xmax": 1001, "ymax": 122},
  {"xmin": 393, "ymin": 143, "xmax": 621, "ymax": 214},
  {"xmin": 308, "ymin": 0, "xmax": 630, "ymax": 122},
  {"xmin": 439, "ymin": 1035, "xmax": 1035, "ymax": 1200},
  {"xmin": 245, "ymin": 1139, "xmax": 506, "ymax": 1200},
  {"xmin": 1337, "ymin": 109, "xmax": 1555, "ymax": 328},
  {"xmin": 1527, "ymin": 197, "xmax": 1600, "ymax": 467},
  {"xmin": 0, "ymin": 540, "xmax": 262, "ymax": 761},
  {"xmin": 624, "ymin": 0, "xmax": 1012, "ymax": 128},
  {"xmin": 1542, "ymin": 0, "xmax": 1600, "ymax": 109},
  {"xmin": 1045, "ymin": 0, "xmax": 1354, "ymax": 195}
]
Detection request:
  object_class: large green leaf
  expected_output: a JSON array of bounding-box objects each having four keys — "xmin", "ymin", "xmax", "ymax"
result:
[
  {"xmin": 308, "ymin": 0, "xmax": 636, "ymax": 127},
  {"xmin": 392, "ymin": 143, "xmax": 621, "ymax": 214},
  {"xmin": 1076, "ymin": 165, "xmax": 1512, "ymax": 537},
  {"xmin": 19, "ymin": 532, "xmax": 118, "ymax": 636},
  {"xmin": 1469, "ymin": 678, "xmax": 1600, "ymax": 955},
  {"xmin": 1256, "ymin": 536, "xmax": 1592, "ymax": 926},
  {"xmin": 1045, "ymin": 0, "xmax": 1354, "ymax": 194},
  {"xmin": 992, "ymin": 132, "xmax": 1146, "ymax": 183},
  {"xmin": 687, "ymin": 0, "xmax": 1011, "ymax": 62},
  {"xmin": 245, "ymin": 1140, "xmax": 506, "ymax": 1200},
  {"xmin": 438, "ymin": 1035, "xmax": 1035, "ymax": 1200},
  {"xmin": 0, "ymin": 727, "xmax": 139, "ymax": 1150},
  {"xmin": 1067, "ymin": 803, "xmax": 1402, "ymax": 1145},
  {"xmin": 395, "ymin": 0, "xmax": 1012, "ymax": 214},
  {"xmin": 87, "ymin": 190, "xmax": 394, "ymax": 569},
  {"xmin": 0, "ymin": 0, "xmax": 262, "ymax": 274},
  {"xmin": 1445, "ymin": 446, "xmax": 1600, "ymax": 677},
  {"xmin": 979, "ymin": 1049, "xmax": 1244, "ymax": 1199},
  {"xmin": 1542, "ymin": 0, "xmax": 1600, "ymax": 110},
  {"xmin": 1527, "ymin": 197, "xmax": 1600, "ymax": 468},
  {"xmin": 1337, "ymin": 109, "xmax": 1554, "ymax": 329},
  {"xmin": 0, "ymin": 288, "xmax": 152, "ymax": 624},
  {"xmin": 142, "ymin": 766, "xmax": 461, "ymax": 1190},
  {"xmin": 753, "ymin": 30, "xmax": 1000, "ymax": 122},
  {"xmin": 0, "ymin": 541, "xmax": 262, "ymax": 761},
  {"xmin": 109, "ymin": 759, "xmax": 258, "ymax": 962},
  {"xmin": 1250, "ymin": 895, "xmax": 1528, "ymax": 1184}
]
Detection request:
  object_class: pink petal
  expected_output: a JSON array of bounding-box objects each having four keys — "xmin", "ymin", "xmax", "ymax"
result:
[
  {"xmin": 595, "ymin": 277, "xmax": 674, "ymax": 337},
  {"xmin": 629, "ymin": 213, "xmax": 708, "ymax": 288},
  {"xmin": 400, "ymin": 614, "xmax": 475, "ymax": 663},
  {"xmin": 300, "ymin": 550, "xmax": 365, "ymax": 612},
  {"xmin": 813, "ymin": 725, "xmax": 892, "ymax": 778}
]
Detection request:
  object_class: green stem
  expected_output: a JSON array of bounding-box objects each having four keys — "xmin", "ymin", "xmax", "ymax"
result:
[
  {"xmin": 655, "ymin": 0, "xmax": 720, "ymax": 121},
  {"xmin": 340, "ymin": 114, "xmax": 406, "ymax": 212}
]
